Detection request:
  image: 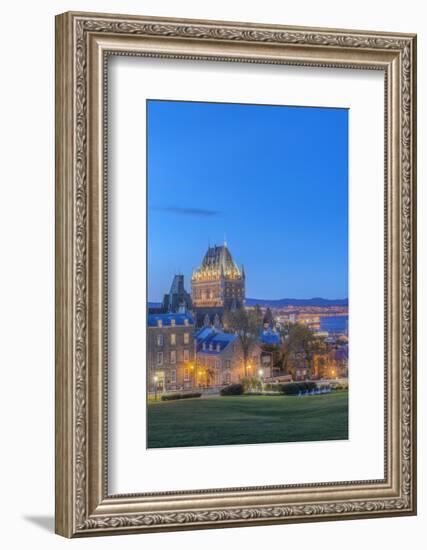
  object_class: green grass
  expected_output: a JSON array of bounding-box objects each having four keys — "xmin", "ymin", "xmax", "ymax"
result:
[{"xmin": 147, "ymin": 391, "xmax": 348, "ymax": 448}]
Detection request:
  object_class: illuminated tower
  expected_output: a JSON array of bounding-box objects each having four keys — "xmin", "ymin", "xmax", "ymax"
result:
[{"xmin": 191, "ymin": 241, "xmax": 245, "ymax": 314}]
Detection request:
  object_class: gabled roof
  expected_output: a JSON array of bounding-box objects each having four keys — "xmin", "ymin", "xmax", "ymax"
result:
[
  {"xmin": 195, "ymin": 327, "xmax": 236, "ymax": 355},
  {"xmin": 148, "ymin": 312, "xmax": 194, "ymax": 327}
]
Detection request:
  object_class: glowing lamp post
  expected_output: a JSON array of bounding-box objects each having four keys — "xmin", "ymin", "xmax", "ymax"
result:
[
  {"xmin": 190, "ymin": 364, "xmax": 195, "ymax": 388},
  {"xmin": 259, "ymin": 368, "xmax": 264, "ymax": 393}
]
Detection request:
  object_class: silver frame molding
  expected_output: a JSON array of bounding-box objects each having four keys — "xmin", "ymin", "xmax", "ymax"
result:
[{"xmin": 55, "ymin": 11, "xmax": 417, "ymax": 538}]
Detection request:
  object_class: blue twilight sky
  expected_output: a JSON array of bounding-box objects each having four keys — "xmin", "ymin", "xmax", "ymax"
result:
[{"xmin": 147, "ymin": 100, "xmax": 348, "ymax": 302}]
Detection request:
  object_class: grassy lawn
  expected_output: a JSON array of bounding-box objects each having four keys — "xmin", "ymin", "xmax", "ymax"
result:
[{"xmin": 147, "ymin": 391, "xmax": 348, "ymax": 448}]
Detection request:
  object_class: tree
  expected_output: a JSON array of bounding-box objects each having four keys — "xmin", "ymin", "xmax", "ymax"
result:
[
  {"xmin": 223, "ymin": 306, "xmax": 263, "ymax": 378},
  {"xmin": 263, "ymin": 307, "xmax": 274, "ymax": 328},
  {"xmin": 280, "ymin": 323, "xmax": 316, "ymax": 376}
]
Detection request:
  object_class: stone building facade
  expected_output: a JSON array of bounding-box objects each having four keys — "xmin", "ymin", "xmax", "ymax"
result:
[
  {"xmin": 195, "ymin": 327, "xmax": 261, "ymax": 386},
  {"xmin": 147, "ymin": 312, "xmax": 195, "ymax": 392},
  {"xmin": 147, "ymin": 314, "xmax": 280, "ymax": 393}
]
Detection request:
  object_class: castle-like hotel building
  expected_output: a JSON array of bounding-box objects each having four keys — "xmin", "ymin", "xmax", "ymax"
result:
[
  {"xmin": 148, "ymin": 242, "xmax": 279, "ymax": 393},
  {"xmin": 191, "ymin": 243, "xmax": 245, "ymax": 309}
]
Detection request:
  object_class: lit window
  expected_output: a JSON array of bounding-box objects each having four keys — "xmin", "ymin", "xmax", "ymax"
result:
[
  {"xmin": 157, "ymin": 352, "xmax": 163, "ymax": 365},
  {"xmin": 183, "ymin": 349, "xmax": 189, "ymax": 362},
  {"xmin": 170, "ymin": 333, "xmax": 176, "ymax": 345},
  {"xmin": 171, "ymin": 319, "xmax": 176, "ymax": 327},
  {"xmin": 170, "ymin": 350, "xmax": 176, "ymax": 364},
  {"xmin": 183, "ymin": 332, "xmax": 190, "ymax": 344},
  {"xmin": 157, "ymin": 319, "xmax": 162, "ymax": 328},
  {"xmin": 156, "ymin": 334, "xmax": 164, "ymax": 346},
  {"xmin": 184, "ymin": 368, "xmax": 190, "ymax": 381},
  {"xmin": 184, "ymin": 318, "xmax": 189, "ymax": 326}
]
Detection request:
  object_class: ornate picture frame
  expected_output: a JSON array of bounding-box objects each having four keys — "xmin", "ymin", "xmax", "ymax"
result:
[{"xmin": 55, "ymin": 11, "xmax": 417, "ymax": 537}]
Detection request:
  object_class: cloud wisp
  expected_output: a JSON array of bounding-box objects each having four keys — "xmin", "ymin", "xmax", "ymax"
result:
[{"xmin": 151, "ymin": 205, "xmax": 221, "ymax": 217}]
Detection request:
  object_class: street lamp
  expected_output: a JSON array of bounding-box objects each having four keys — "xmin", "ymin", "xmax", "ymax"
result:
[
  {"xmin": 258, "ymin": 368, "xmax": 264, "ymax": 393},
  {"xmin": 153, "ymin": 375, "xmax": 158, "ymax": 401},
  {"xmin": 190, "ymin": 364, "xmax": 195, "ymax": 388}
]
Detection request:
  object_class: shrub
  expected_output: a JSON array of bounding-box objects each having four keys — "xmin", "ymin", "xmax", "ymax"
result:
[
  {"xmin": 280, "ymin": 381, "xmax": 318, "ymax": 395},
  {"xmin": 301, "ymin": 381, "xmax": 317, "ymax": 391},
  {"xmin": 264, "ymin": 383, "xmax": 284, "ymax": 393},
  {"xmin": 280, "ymin": 383, "xmax": 301, "ymax": 395},
  {"xmin": 160, "ymin": 392, "xmax": 202, "ymax": 401},
  {"xmin": 242, "ymin": 377, "xmax": 262, "ymax": 393},
  {"xmin": 220, "ymin": 383, "xmax": 244, "ymax": 396},
  {"xmin": 330, "ymin": 383, "xmax": 348, "ymax": 391},
  {"xmin": 245, "ymin": 391, "xmax": 281, "ymax": 396}
]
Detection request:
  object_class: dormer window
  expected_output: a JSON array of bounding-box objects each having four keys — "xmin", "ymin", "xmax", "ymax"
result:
[
  {"xmin": 209, "ymin": 343, "xmax": 213, "ymax": 351},
  {"xmin": 184, "ymin": 318, "xmax": 189, "ymax": 326},
  {"xmin": 202, "ymin": 342, "xmax": 206, "ymax": 350},
  {"xmin": 216, "ymin": 344, "xmax": 221, "ymax": 352},
  {"xmin": 171, "ymin": 319, "xmax": 176, "ymax": 327},
  {"xmin": 157, "ymin": 319, "xmax": 162, "ymax": 328}
]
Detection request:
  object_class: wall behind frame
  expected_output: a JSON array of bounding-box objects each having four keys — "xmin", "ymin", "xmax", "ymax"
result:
[{"xmin": 0, "ymin": 0, "xmax": 424, "ymax": 549}]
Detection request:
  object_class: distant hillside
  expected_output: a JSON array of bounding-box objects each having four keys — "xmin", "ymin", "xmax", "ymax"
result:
[
  {"xmin": 149, "ymin": 298, "xmax": 348, "ymax": 309},
  {"xmin": 245, "ymin": 297, "xmax": 348, "ymax": 308}
]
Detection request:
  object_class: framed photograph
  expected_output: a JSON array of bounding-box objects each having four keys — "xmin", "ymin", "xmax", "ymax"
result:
[{"xmin": 55, "ymin": 11, "xmax": 417, "ymax": 537}]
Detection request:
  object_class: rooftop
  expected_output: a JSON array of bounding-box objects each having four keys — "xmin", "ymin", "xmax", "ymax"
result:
[
  {"xmin": 192, "ymin": 243, "xmax": 243, "ymax": 279},
  {"xmin": 259, "ymin": 328, "xmax": 281, "ymax": 346},
  {"xmin": 195, "ymin": 327, "xmax": 237, "ymax": 355},
  {"xmin": 148, "ymin": 312, "xmax": 194, "ymax": 327}
]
